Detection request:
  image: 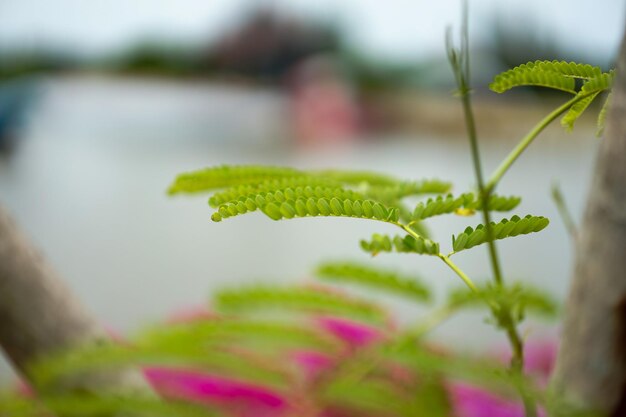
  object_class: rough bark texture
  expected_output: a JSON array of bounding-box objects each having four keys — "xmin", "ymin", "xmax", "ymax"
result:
[
  {"xmin": 0, "ymin": 204, "xmax": 150, "ymax": 395},
  {"xmin": 553, "ymin": 27, "xmax": 626, "ymax": 415}
]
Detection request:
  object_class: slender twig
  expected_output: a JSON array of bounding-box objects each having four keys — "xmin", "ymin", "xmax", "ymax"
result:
[
  {"xmin": 446, "ymin": 5, "xmax": 537, "ymax": 415},
  {"xmin": 485, "ymin": 93, "xmax": 596, "ymax": 195},
  {"xmin": 551, "ymin": 182, "xmax": 578, "ymax": 240}
]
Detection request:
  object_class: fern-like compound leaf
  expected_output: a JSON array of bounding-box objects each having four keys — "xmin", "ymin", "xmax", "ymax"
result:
[
  {"xmin": 212, "ymin": 195, "xmax": 401, "ymax": 224},
  {"xmin": 210, "ymin": 187, "xmax": 366, "ymax": 221},
  {"xmin": 475, "ymin": 194, "xmax": 522, "ymax": 212},
  {"xmin": 561, "ymin": 91, "xmax": 600, "ymax": 131},
  {"xmin": 208, "ymin": 177, "xmax": 345, "ymax": 207},
  {"xmin": 169, "ymin": 165, "xmax": 305, "ymax": 194},
  {"xmin": 410, "ymin": 193, "xmax": 521, "ymax": 221},
  {"xmin": 7, "ymin": 395, "xmax": 219, "ymax": 417},
  {"xmin": 315, "ymin": 261, "xmax": 430, "ymax": 302},
  {"xmin": 360, "ymin": 233, "xmax": 440, "ymax": 256},
  {"xmin": 596, "ymin": 92, "xmax": 612, "ymax": 137},
  {"xmin": 490, "ymin": 61, "xmax": 608, "ymax": 94},
  {"xmin": 363, "ymin": 179, "xmax": 452, "ymax": 202},
  {"xmin": 560, "ymin": 70, "xmax": 614, "ymax": 131},
  {"xmin": 580, "ymin": 70, "xmax": 615, "ymax": 95},
  {"xmin": 411, "ymin": 194, "xmax": 469, "ymax": 220},
  {"xmin": 451, "ymin": 215, "xmax": 549, "ymax": 253},
  {"xmin": 522, "ymin": 60, "xmax": 602, "ymax": 79},
  {"xmin": 139, "ymin": 319, "xmax": 339, "ymax": 353},
  {"xmin": 313, "ymin": 169, "xmax": 400, "ymax": 186},
  {"xmin": 213, "ymin": 286, "xmax": 387, "ymax": 324},
  {"xmin": 448, "ymin": 282, "xmax": 557, "ymax": 327},
  {"xmin": 490, "ymin": 66, "xmax": 576, "ymax": 94}
]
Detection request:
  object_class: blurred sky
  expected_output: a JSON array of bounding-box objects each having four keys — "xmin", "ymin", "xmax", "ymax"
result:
[{"xmin": 0, "ymin": 0, "xmax": 624, "ymax": 62}]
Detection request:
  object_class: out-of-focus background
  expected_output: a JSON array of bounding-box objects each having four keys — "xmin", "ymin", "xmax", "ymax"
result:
[{"xmin": 0, "ymin": 0, "xmax": 624, "ymax": 383}]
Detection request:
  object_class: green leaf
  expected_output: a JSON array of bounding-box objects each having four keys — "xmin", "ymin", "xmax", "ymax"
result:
[
  {"xmin": 313, "ymin": 169, "xmax": 400, "ymax": 186},
  {"xmin": 31, "ymin": 338, "xmax": 289, "ymax": 391},
  {"xmin": 490, "ymin": 61, "xmax": 607, "ymax": 95},
  {"xmin": 360, "ymin": 234, "xmax": 440, "ymax": 256},
  {"xmin": 137, "ymin": 318, "xmax": 339, "ymax": 353},
  {"xmin": 561, "ymin": 91, "xmax": 600, "ymax": 131},
  {"xmin": 596, "ymin": 92, "xmax": 612, "ymax": 137},
  {"xmin": 363, "ymin": 179, "xmax": 452, "ymax": 202},
  {"xmin": 213, "ymin": 286, "xmax": 388, "ymax": 325},
  {"xmin": 451, "ymin": 215, "xmax": 549, "ymax": 253},
  {"xmin": 411, "ymin": 194, "xmax": 468, "ymax": 220},
  {"xmin": 490, "ymin": 63, "xmax": 577, "ymax": 94},
  {"xmin": 169, "ymin": 165, "xmax": 304, "ymax": 194},
  {"xmin": 448, "ymin": 282, "xmax": 558, "ymax": 325},
  {"xmin": 208, "ymin": 177, "xmax": 345, "ymax": 207},
  {"xmin": 410, "ymin": 193, "xmax": 521, "ymax": 221},
  {"xmin": 316, "ymin": 261, "xmax": 430, "ymax": 302},
  {"xmin": 209, "ymin": 187, "xmax": 366, "ymax": 221},
  {"xmin": 213, "ymin": 196, "xmax": 401, "ymax": 224}
]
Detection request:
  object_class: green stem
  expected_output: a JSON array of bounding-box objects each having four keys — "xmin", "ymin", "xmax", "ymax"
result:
[
  {"xmin": 485, "ymin": 94, "xmax": 591, "ymax": 194},
  {"xmin": 438, "ymin": 254, "xmax": 478, "ymax": 293},
  {"xmin": 459, "ymin": 87, "xmax": 504, "ymax": 285},
  {"xmin": 399, "ymin": 223, "xmax": 479, "ymax": 293},
  {"xmin": 551, "ymin": 182, "xmax": 577, "ymax": 240}
]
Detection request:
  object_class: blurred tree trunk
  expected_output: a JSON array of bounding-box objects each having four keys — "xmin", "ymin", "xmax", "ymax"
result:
[
  {"xmin": 0, "ymin": 205, "xmax": 151, "ymax": 396},
  {"xmin": 553, "ymin": 26, "xmax": 626, "ymax": 415}
]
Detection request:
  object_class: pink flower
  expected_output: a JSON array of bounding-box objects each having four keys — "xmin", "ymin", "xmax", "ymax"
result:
[
  {"xmin": 449, "ymin": 382, "xmax": 527, "ymax": 417},
  {"xmin": 291, "ymin": 350, "xmax": 334, "ymax": 381},
  {"xmin": 451, "ymin": 340, "xmax": 556, "ymax": 417},
  {"xmin": 144, "ymin": 367, "xmax": 288, "ymax": 417},
  {"xmin": 315, "ymin": 317, "xmax": 382, "ymax": 347}
]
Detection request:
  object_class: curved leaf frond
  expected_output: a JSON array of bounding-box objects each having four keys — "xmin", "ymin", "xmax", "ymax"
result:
[
  {"xmin": 596, "ymin": 92, "xmax": 612, "ymax": 137},
  {"xmin": 522, "ymin": 60, "xmax": 602, "ymax": 79},
  {"xmin": 474, "ymin": 194, "xmax": 522, "ymax": 212},
  {"xmin": 411, "ymin": 194, "xmax": 467, "ymax": 220},
  {"xmin": 364, "ymin": 179, "xmax": 452, "ymax": 202},
  {"xmin": 490, "ymin": 66, "xmax": 576, "ymax": 94},
  {"xmin": 208, "ymin": 177, "xmax": 345, "ymax": 207},
  {"xmin": 561, "ymin": 91, "xmax": 600, "ymax": 131},
  {"xmin": 211, "ymin": 196, "xmax": 400, "ymax": 223},
  {"xmin": 138, "ymin": 319, "xmax": 339, "ymax": 353},
  {"xmin": 315, "ymin": 261, "xmax": 430, "ymax": 302},
  {"xmin": 490, "ymin": 61, "xmax": 607, "ymax": 94},
  {"xmin": 451, "ymin": 215, "xmax": 549, "ymax": 253},
  {"xmin": 0, "ymin": 394, "xmax": 220, "ymax": 417},
  {"xmin": 169, "ymin": 165, "xmax": 304, "ymax": 194},
  {"xmin": 210, "ymin": 187, "xmax": 366, "ymax": 221},
  {"xmin": 312, "ymin": 169, "xmax": 399, "ymax": 186},
  {"xmin": 580, "ymin": 70, "xmax": 615, "ymax": 95},
  {"xmin": 560, "ymin": 71, "xmax": 613, "ymax": 132},
  {"xmin": 360, "ymin": 234, "xmax": 440, "ymax": 256},
  {"xmin": 213, "ymin": 286, "xmax": 387, "ymax": 324},
  {"xmin": 448, "ymin": 282, "xmax": 558, "ymax": 325},
  {"xmin": 411, "ymin": 193, "xmax": 521, "ymax": 221},
  {"xmin": 31, "ymin": 339, "xmax": 289, "ymax": 391}
]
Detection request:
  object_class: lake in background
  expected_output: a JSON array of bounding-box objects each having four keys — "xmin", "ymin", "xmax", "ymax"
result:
[{"xmin": 0, "ymin": 76, "xmax": 599, "ymax": 383}]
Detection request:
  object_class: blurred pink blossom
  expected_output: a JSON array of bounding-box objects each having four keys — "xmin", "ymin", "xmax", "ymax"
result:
[{"xmin": 144, "ymin": 367, "xmax": 288, "ymax": 417}]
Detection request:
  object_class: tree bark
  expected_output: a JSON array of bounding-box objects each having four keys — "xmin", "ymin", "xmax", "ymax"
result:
[
  {"xmin": 553, "ymin": 26, "xmax": 626, "ymax": 415},
  {"xmin": 0, "ymin": 204, "xmax": 150, "ymax": 395}
]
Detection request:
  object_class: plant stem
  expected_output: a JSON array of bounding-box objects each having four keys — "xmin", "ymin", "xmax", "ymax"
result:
[
  {"xmin": 447, "ymin": 12, "xmax": 538, "ymax": 415},
  {"xmin": 438, "ymin": 254, "xmax": 478, "ymax": 293},
  {"xmin": 551, "ymin": 182, "xmax": 577, "ymax": 240},
  {"xmin": 399, "ymin": 223, "xmax": 479, "ymax": 292},
  {"xmin": 485, "ymin": 94, "xmax": 591, "ymax": 194},
  {"xmin": 459, "ymin": 88, "xmax": 504, "ymax": 285}
]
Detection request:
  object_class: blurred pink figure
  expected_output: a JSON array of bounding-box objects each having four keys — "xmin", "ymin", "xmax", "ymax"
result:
[
  {"xmin": 145, "ymin": 367, "xmax": 288, "ymax": 417},
  {"xmin": 288, "ymin": 56, "xmax": 361, "ymax": 146},
  {"xmin": 450, "ymin": 341, "xmax": 557, "ymax": 417},
  {"xmin": 314, "ymin": 316, "xmax": 383, "ymax": 348}
]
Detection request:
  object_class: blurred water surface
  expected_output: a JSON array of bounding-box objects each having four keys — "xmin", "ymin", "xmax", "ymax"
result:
[{"xmin": 0, "ymin": 77, "xmax": 599, "ymax": 382}]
